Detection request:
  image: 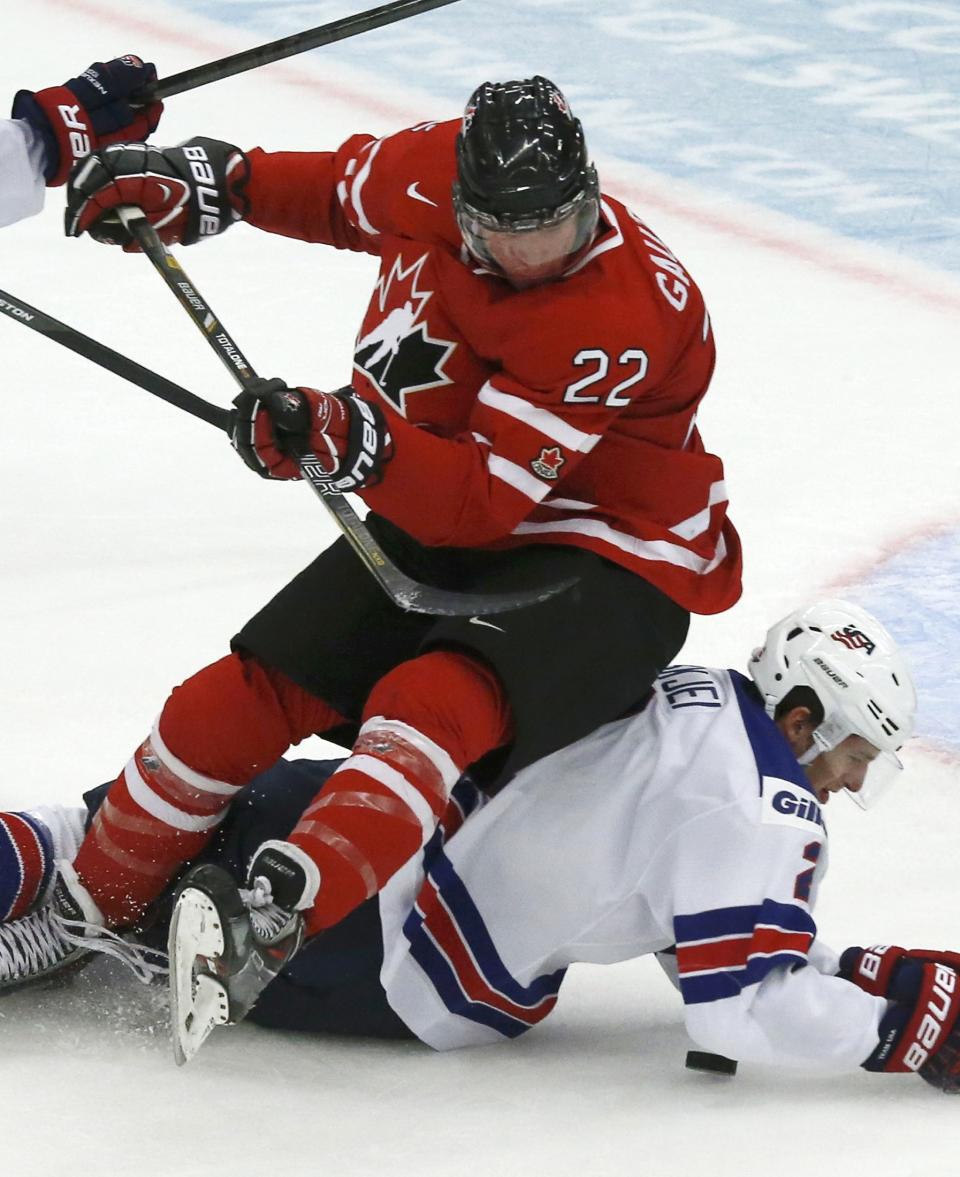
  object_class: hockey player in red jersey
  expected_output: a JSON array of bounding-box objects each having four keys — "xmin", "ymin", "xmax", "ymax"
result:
[
  {"xmin": 2, "ymin": 600, "xmax": 959, "ymax": 1094},
  {"xmin": 12, "ymin": 78, "xmax": 741, "ymax": 1007},
  {"xmin": 0, "ymin": 56, "xmax": 163, "ymax": 229}
]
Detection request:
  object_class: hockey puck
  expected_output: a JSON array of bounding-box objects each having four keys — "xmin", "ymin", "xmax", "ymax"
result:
[{"xmin": 685, "ymin": 1050, "xmax": 738, "ymax": 1076}]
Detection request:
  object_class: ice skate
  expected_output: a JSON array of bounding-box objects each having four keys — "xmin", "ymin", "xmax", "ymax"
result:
[
  {"xmin": 0, "ymin": 861, "xmax": 165, "ymax": 993},
  {"xmin": 169, "ymin": 855, "xmax": 311, "ymax": 1065}
]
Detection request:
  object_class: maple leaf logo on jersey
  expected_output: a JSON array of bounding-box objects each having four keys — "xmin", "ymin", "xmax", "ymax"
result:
[
  {"xmin": 353, "ymin": 253, "xmax": 455, "ymax": 418},
  {"xmin": 531, "ymin": 446, "xmax": 565, "ymax": 480}
]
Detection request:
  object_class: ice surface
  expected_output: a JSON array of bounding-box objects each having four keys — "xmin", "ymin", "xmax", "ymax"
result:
[{"xmin": 0, "ymin": 3, "xmax": 957, "ymax": 1174}]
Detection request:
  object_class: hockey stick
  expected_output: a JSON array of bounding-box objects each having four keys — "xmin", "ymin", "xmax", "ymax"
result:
[
  {"xmin": 0, "ymin": 278, "xmax": 572, "ymax": 616},
  {"xmin": 114, "ymin": 207, "xmax": 576, "ymax": 616},
  {"xmin": 146, "ymin": 0, "xmax": 463, "ymax": 101},
  {"xmin": 0, "ymin": 286, "xmax": 230, "ymax": 431},
  {"xmin": 0, "ymin": 279, "xmax": 574, "ymax": 616}
]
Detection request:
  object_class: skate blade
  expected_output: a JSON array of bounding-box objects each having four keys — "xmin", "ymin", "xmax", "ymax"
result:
[{"xmin": 169, "ymin": 887, "xmax": 231, "ymax": 1066}]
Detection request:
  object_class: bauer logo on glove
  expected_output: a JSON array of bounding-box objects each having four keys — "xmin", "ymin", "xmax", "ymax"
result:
[
  {"xmin": 841, "ymin": 944, "xmax": 960, "ymax": 1093},
  {"xmin": 64, "ymin": 137, "xmax": 249, "ymax": 249},
  {"xmin": 301, "ymin": 395, "xmax": 393, "ymax": 495},
  {"xmin": 230, "ymin": 379, "xmax": 393, "ymax": 488}
]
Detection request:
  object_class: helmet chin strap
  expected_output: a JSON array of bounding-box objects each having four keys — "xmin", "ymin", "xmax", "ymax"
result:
[{"xmin": 795, "ymin": 712, "xmax": 842, "ymax": 766}]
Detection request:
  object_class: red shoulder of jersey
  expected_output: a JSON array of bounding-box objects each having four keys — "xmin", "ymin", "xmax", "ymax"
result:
[{"xmin": 243, "ymin": 118, "xmax": 462, "ymax": 252}]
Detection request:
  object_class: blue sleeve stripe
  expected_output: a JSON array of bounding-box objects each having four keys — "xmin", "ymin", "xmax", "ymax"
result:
[
  {"xmin": 451, "ymin": 777, "xmax": 483, "ymax": 817},
  {"xmin": 676, "ymin": 900, "xmax": 814, "ymax": 945},
  {"xmin": 679, "ymin": 950, "xmax": 810, "ymax": 1005},
  {"xmin": 399, "ymin": 848, "xmax": 567, "ymax": 1037},
  {"xmin": 424, "ymin": 850, "xmax": 566, "ymax": 1005},
  {"xmin": 674, "ymin": 898, "xmax": 817, "ymax": 1004},
  {"xmin": 402, "ymin": 909, "xmax": 559, "ymax": 1038}
]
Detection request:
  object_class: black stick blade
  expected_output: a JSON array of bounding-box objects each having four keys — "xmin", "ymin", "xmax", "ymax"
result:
[{"xmin": 685, "ymin": 1050, "xmax": 738, "ymax": 1076}]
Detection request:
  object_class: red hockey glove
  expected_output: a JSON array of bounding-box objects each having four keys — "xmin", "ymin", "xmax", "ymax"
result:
[
  {"xmin": 230, "ymin": 379, "xmax": 393, "ymax": 490},
  {"xmin": 840, "ymin": 945, "xmax": 960, "ymax": 1093},
  {"xmin": 64, "ymin": 137, "xmax": 249, "ymax": 250},
  {"xmin": 11, "ymin": 55, "xmax": 163, "ymax": 187}
]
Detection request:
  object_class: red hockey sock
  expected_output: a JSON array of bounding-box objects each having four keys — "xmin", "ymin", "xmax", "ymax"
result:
[
  {"xmin": 288, "ymin": 650, "xmax": 511, "ymax": 935},
  {"xmin": 74, "ymin": 653, "xmax": 345, "ymax": 927}
]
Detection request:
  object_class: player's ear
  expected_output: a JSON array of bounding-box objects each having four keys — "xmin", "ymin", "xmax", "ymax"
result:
[{"xmin": 778, "ymin": 706, "xmax": 816, "ymax": 757}]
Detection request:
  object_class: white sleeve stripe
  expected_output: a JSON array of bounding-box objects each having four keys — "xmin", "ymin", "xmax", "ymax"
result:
[
  {"xmin": 349, "ymin": 137, "xmax": 383, "ymax": 236},
  {"xmin": 683, "ymin": 951, "xmax": 808, "ymax": 979},
  {"xmin": 478, "ymin": 382, "xmax": 599, "ymax": 453},
  {"xmin": 123, "ymin": 761, "xmax": 225, "ymax": 833},
  {"xmin": 513, "ymin": 517, "xmax": 729, "ymax": 575},
  {"xmin": 488, "ymin": 455, "xmax": 552, "ymax": 503},
  {"xmin": 682, "ymin": 931, "xmax": 752, "ymax": 948},
  {"xmin": 150, "ymin": 722, "xmax": 243, "ymax": 797},
  {"xmin": 681, "ymin": 922, "xmax": 802, "ymax": 950},
  {"xmin": 543, "ymin": 496, "xmax": 598, "ymax": 511}
]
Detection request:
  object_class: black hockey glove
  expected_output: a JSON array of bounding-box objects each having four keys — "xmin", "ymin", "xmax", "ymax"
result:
[
  {"xmin": 64, "ymin": 137, "xmax": 249, "ymax": 249},
  {"xmin": 230, "ymin": 379, "xmax": 393, "ymax": 488},
  {"xmin": 840, "ymin": 944, "xmax": 960, "ymax": 1093}
]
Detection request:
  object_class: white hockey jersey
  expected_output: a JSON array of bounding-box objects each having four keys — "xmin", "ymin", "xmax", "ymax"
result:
[
  {"xmin": 0, "ymin": 118, "xmax": 45, "ymax": 229},
  {"xmin": 378, "ymin": 665, "xmax": 887, "ymax": 1070}
]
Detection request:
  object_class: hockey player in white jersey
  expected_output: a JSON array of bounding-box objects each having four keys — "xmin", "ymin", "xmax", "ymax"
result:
[
  {"xmin": 2, "ymin": 599, "xmax": 958, "ymax": 1093},
  {"xmin": 0, "ymin": 56, "xmax": 162, "ymax": 229}
]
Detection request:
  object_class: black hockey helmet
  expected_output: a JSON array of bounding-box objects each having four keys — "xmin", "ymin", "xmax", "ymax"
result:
[{"xmin": 453, "ymin": 76, "xmax": 600, "ymax": 282}]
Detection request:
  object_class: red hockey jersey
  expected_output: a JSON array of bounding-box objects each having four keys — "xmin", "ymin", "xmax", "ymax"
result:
[{"xmin": 243, "ymin": 119, "xmax": 742, "ymax": 614}]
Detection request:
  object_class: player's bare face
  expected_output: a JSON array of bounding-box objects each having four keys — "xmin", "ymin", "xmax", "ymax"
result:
[
  {"xmin": 481, "ymin": 217, "xmax": 583, "ymax": 289},
  {"xmin": 806, "ymin": 734, "xmax": 879, "ymax": 804}
]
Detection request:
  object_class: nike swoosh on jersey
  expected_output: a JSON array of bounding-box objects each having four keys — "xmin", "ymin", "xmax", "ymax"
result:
[
  {"xmin": 406, "ymin": 182, "xmax": 438, "ymax": 207},
  {"xmin": 468, "ymin": 617, "xmax": 505, "ymax": 633}
]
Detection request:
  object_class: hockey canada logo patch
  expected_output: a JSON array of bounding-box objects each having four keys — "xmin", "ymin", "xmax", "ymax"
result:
[
  {"xmin": 353, "ymin": 252, "xmax": 455, "ymax": 417},
  {"xmin": 531, "ymin": 446, "xmax": 565, "ymax": 480},
  {"xmin": 831, "ymin": 626, "xmax": 876, "ymax": 655}
]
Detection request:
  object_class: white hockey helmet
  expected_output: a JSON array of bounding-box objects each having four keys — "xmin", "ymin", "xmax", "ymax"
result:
[{"xmin": 749, "ymin": 599, "xmax": 917, "ymax": 805}]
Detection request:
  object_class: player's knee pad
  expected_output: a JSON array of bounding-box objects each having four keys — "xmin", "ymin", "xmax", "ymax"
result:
[
  {"xmin": 362, "ymin": 649, "xmax": 511, "ymax": 769},
  {"xmin": 160, "ymin": 652, "xmax": 345, "ymax": 783}
]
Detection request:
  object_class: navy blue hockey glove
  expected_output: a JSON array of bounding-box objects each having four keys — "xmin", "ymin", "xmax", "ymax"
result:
[
  {"xmin": 12, "ymin": 55, "xmax": 163, "ymax": 187},
  {"xmin": 64, "ymin": 137, "xmax": 249, "ymax": 250},
  {"xmin": 230, "ymin": 380, "xmax": 393, "ymax": 488},
  {"xmin": 840, "ymin": 944, "xmax": 960, "ymax": 1093}
]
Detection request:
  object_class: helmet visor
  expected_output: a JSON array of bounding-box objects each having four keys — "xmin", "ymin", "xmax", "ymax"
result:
[
  {"xmin": 455, "ymin": 188, "xmax": 599, "ymax": 288},
  {"xmin": 843, "ymin": 751, "xmax": 902, "ymax": 810},
  {"xmin": 810, "ymin": 719, "xmax": 904, "ymax": 809}
]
